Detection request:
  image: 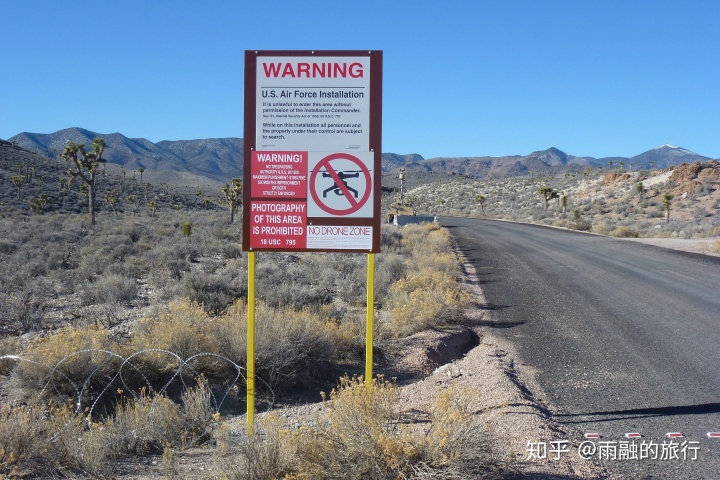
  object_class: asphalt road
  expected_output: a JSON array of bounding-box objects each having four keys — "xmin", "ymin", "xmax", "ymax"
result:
[{"xmin": 440, "ymin": 217, "xmax": 720, "ymax": 479}]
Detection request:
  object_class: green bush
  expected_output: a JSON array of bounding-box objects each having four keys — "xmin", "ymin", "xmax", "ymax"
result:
[{"xmin": 181, "ymin": 220, "xmax": 192, "ymax": 237}]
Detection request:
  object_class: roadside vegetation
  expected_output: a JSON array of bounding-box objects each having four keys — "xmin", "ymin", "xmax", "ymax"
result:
[
  {"xmin": 2, "ymin": 139, "xmax": 718, "ymax": 477},
  {"xmin": 406, "ymin": 162, "xmax": 720, "ymax": 240},
  {"xmin": 0, "ymin": 142, "xmax": 489, "ymax": 477}
]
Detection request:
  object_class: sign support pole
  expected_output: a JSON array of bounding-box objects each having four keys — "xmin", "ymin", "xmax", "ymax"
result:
[
  {"xmin": 247, "ymin": 250, "xmax": 256, "ymax": 436},
  {"xmin": 365, "ymin": 253, "xmax": 375, "ymax": 387}
]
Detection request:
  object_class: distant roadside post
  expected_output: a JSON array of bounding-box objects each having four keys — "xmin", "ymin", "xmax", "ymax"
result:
[{"xmin": 243, "ymin": 50, "xmax": 383, "ymax": 435}]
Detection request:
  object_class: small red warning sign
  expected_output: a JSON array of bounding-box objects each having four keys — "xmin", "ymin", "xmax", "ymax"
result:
[
  {"xmin": 249, "ymin": 201, "xmax": 307, "ymax": 249},
  {"xmin": 250, "ymin": 151, "xmax": 307, "ymax": 199}
]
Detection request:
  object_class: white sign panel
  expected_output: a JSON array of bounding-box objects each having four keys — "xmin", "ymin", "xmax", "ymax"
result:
[
  {"xmin": 306, "ymin": 225, "xmax": 373, "ymax": 250},
  {"xmin": 256, "ymin": 56, "xmax": 371, "ymax": 152}
]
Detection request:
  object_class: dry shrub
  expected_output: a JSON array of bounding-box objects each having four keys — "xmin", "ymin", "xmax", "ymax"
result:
[
  {"xmin": 287, "ymin": 375, "xmax": 418, "ymax": 479},
  {"xmin": 78, "ymin": 272, "xmax": 139, "ymax": 305},
  {"xmin": 127, "ymin": 299, "xmax": 217, "ymax": 381},
  {"xmin": 378, "ymin": 224, "xmax": 471, "ymax": 338},
  {"xmin": 593, "ymin": 222, "xmax": 613, "ymax": 235},
  {"xmin": 702, "ymin": 238, "xmax": 720, "ymax": 254},
  {"xmin": 0, "ymin": 378, "xmax": 213, "ymax": 476},
  {"xmin": 413, "ymin": 386, "xmax": 503, "ymax": 479},
  {"xmin": 222, "ymin": 377, "xmax": 504, "ymax": 479},
  {"xmin": 386, "ymin": 269, "xmax": 471, "ymax": 337},
  {"xmin": 400, "ymin": 223, "xmax": 454, "ymax": 260},
  {"xmin": 610, "ymin": 226, "xmax": 640, "ymax": 238},
  {"xmin": 14, "ymin": 324, "xmax": 118, "ymax": 399},
  {"xmin": 209, "ymin": 300, "xmax": 345, "ymax": 391},
  {"xmin": 104, "ymin": 377, "xmax": 214, "ymax": 454},
  {"xmin": 222, "ymin": 414, "xmax": 295, "ymax": 480},
  {"xmin": 0, "ymin": 402, "xmax": 110, "ymax": 477}
]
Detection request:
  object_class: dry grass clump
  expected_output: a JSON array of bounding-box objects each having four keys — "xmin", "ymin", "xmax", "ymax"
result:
[
  {"xmin": 210, "ymin": 300, "xmax": 348, "ymax": 391},
  {"xmin": 386, "ymin": 269, "xmax": 470, "ymax": 337},
  {"xmin": 14, "ymin": 324, "xmax": 119, "ymax": 400},
  {"xmin": 220, "ymin": 376, "xmax": 503, "ymax": 480},
  {"xmin": 105, "ymin": 377, "xmax": 214, "ymax": 455},
  {"xmin": 0, "ymin": 402, "xmax": 110, "ymax": 477},
  {"xmin": 610, "ymin": 226, "xmax": 640, "ymax": 238},
  {"xmin": 400, "ymin": 223, "xmax": 455, "ymax": 264},
  {"xmin": 702, "ymin": 238, "xmax": 720, "ymax": 254},
  {"xmin": 0, "ymin": 379, "xmax": 214, "ymax": 478},
  {"xmin": 220, "ymin": 414, "xmax": 295, "ymax": 480},
  {"xmin": 127, "ymin": 299, "xmax": 217, "ymax": 381},
  {"xmin": 380, "ymin": 223, "xmax": 471, "ymax": 338}
]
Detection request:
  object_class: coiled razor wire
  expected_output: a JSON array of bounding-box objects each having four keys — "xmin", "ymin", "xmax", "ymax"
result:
[{"xmin": 0, "ymin": 350, "xmax": 275, "ymax": 441}]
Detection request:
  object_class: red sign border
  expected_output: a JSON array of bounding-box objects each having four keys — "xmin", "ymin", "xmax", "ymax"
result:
[{"xmin": 242, "ymin": 50, "xmax": 382, "ymax": 253}]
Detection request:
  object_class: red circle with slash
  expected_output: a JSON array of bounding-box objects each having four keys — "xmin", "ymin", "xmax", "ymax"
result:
[{"xmin": 309, "ymin": 153, "xmax": 372, "ymax": 215}]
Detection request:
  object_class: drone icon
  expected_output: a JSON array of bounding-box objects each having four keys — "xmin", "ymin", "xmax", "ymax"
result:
[{"xmin": 321, "ymin": 170, "xmax": 361, "ymax": 198}]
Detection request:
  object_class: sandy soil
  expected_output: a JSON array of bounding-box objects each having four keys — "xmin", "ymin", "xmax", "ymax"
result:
[{"xmin": 623, "ymin": 237, "xmax": 720, "ymax": 256}]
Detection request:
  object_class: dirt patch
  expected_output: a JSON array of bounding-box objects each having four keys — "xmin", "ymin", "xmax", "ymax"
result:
[{"xmin": 382, "ymin": 325, "xmax": 480, "ymax": 379}]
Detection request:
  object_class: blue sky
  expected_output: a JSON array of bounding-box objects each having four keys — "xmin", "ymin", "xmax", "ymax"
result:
[{"xmin": 1, "ymin": 0, "xmax": 718, "ymax": 159}]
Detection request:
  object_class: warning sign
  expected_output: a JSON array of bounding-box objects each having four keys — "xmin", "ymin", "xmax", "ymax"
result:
[
  {"xmin": 251, "ymin": 151, "xmax": 307, "ymax": 199},
  {"xmin": 249, "ymin": 201, "xmax": 306, "ymax": 249},
  {"xmin": 308, "ymin": 152, "xmax": 373, "ymax": 218},
  {"xmin": 243, "ymin": 50, "xmax": 382, "ymax": 253}
]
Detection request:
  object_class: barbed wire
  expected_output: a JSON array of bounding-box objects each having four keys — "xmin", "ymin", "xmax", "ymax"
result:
[{"xmin": 0, "ymin": 350, "xmax": 274, "ymax": 434}]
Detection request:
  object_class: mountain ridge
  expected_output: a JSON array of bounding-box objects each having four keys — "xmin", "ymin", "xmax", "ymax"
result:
[{"xmin": 8, "ymin": 128, "xmax": 713, "ymax": 185}]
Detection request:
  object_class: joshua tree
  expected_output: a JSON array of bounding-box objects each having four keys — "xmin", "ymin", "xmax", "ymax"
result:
[
  {"xmin": 127, "ymin": 194, "xmax": 140, "ymax": 216},
  {"xmin": 29, "ymin": 193, "xmax": 50, "ymax": 215},
  {"xmin": 223, "ymin": 178, "xmax": 242, "ymax": 224},
  {"xmin": 11, "ymin": 175, "xmax": 25, "ymax": 202},
  {"xmin": 149, "ymin": 199, "xmax": 158, "ymax": 218},
  {"xmin": 663, "ymin": 192, "xmax": 674, "ymax": 224},
  {"xmin": 104, "ymin": 189, "xmax": 119, "ymax": 215},
  {"xmin": 62, "ymin": 137, "xmax": 106, "ymax": 225},
  {"xmin": 538, "ymin": 186, "xmax": 559, "ymax": 211},
  {"xmin": 58, "ymin": 177, "xmax": 69, "ymax": 207},
  {"xmin": 138, "ymin": 167, "xmax": 145, "ymax": 182},
  {"xmin": 475, "ymin": 194, "xmax": 486, "ymax": 214}
]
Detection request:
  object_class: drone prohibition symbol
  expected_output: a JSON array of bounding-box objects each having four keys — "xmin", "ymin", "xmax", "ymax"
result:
[{"xmin": 309, "ymin": 152, "xmax": 372, "ymax": 216}]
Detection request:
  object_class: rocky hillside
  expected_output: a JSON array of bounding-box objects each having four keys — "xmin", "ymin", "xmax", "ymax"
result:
[
  {"xmin": 0, "ymin": 139, "xmax": 223, "ymax": 218},
  {"xmin": 9, "ymin": 128, "xmax": 243, "ymax": 186},
  {"xmin": 403, "ymin": 160, "xmax": 720, "ymax": 240}
]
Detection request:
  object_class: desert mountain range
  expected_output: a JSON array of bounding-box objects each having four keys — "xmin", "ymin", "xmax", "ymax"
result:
[{"xmin": 8, "ymin": 128, "xmax": 713, "ymax": 185}]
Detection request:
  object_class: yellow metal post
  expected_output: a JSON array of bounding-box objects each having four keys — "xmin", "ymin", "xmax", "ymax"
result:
[
  {"xmin": 247, "ymin": 250, "xmax": 256, "ymax": 436},
  {"xmin": 365, "ymin": 253, "xmax": 375, "ymax": 387}
]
